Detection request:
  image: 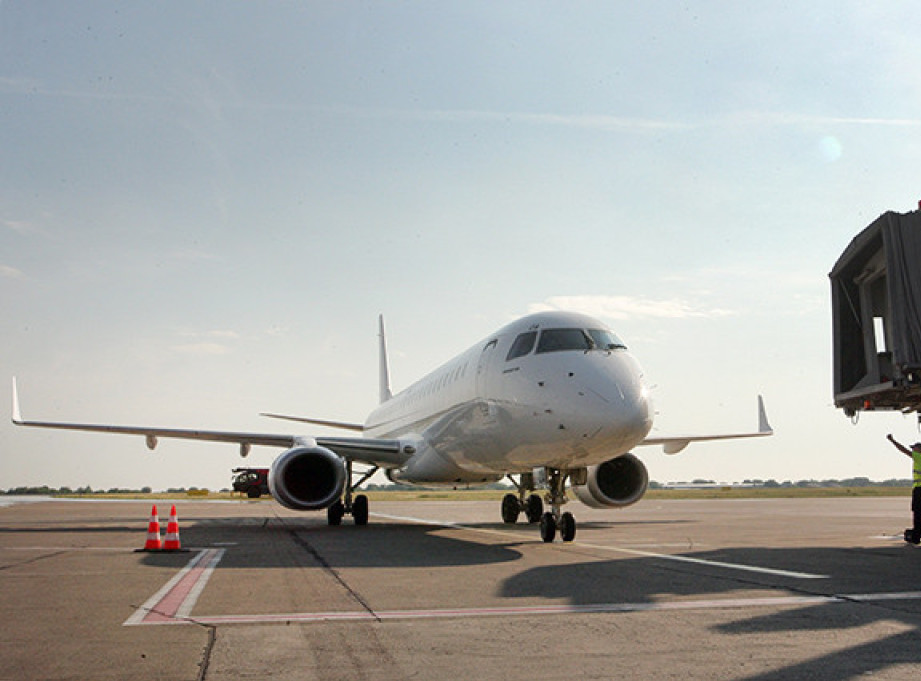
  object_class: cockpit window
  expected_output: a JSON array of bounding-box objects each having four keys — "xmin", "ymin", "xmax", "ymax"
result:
[
  {"xmin": 536, "ymin": 328, "xmax": 593, "ymax": 353},
  {"xmin": 506, "ymin": 331, "xmax": 537, "ymax": 360},
  {"xmin": 588, "ymin": 329, "xmax": 627, "ymax": 350},
  {"xmin": 535, "ymin": 328, "xmax": 628, "ymax": 354}
]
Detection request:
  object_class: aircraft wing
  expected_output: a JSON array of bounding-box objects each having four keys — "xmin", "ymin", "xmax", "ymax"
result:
[
  {"xmin": 639, "ymin": 395, "xmax": 773, "ymax": 455},
  {"xmin": 11, "ymin": 379, "xmax": 412, "ymax": 468},
  {"xmin": 314, "ymin": 437, "xmax": 408, "ymax": 467},
  {"xmin": 260, "ymin": 412, "xmax": 365, "ymax": 432}
]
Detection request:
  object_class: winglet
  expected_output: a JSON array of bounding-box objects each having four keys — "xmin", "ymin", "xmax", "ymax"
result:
[
  {"xmin": 757, "ymin": 394, "xmax": 772, "ymax": 434},
  {"xmin": 643, "ymin": 394, "xmax": 773, "ymax": 455},
  {"xmin": 11, "ymin": 377, "xmax": 22, "ymax": 424},
  {"xmin": 378, "ymin": 315, "xmax": 393, "ymax": 404}
]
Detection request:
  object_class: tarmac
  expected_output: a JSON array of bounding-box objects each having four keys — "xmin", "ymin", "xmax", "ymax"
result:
[{"xmin": 1, "ymin": 494, "xmax": 920, "ymax": 680}]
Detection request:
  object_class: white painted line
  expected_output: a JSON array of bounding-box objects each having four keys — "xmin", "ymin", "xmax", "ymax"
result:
[
  {"xmin": 134, "ymin": 590, "xmax": 921, "ymax": 627},
  {"xmin": 125, "ymin": 550, "xmax": 210, "ymax": 626},
  {"xmin": 579, "ymin": 542, "xmax": 828, "ymax": 580},
  {"xmin": 372, "ymin": 512, "xmax": 828, "ymax": 580},
  {"xmin": 847, "ymin": 591, "xmax": 921, "ymax": 602},
  {"xmin": 175, "ymin": 549, "xmax": 224, "ymax": 619},
  {"xmin": 123, "ymin": 548, "xmax": 225, "ymax": 626}
]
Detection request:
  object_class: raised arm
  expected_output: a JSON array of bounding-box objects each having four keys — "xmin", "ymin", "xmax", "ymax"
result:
[{"xmin": 887, "ymin": 434, "xmax": 913, "ymax": 457}]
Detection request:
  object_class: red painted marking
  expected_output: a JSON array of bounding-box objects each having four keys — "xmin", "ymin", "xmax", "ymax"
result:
[{"xmin": 140, "ymin": 549, "xmax": 220, "ymax": 624}]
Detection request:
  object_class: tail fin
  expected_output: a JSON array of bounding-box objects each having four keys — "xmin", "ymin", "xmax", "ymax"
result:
[{"xmin": 378, "ymin": 315, "xmax": 393, "ymax": 404}]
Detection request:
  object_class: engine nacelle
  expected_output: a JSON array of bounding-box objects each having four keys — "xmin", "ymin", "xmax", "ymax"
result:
[
  {"xmin": 572, "ymin": 453, "xmax": 648, "ymax": 509},
  {"xmin": 268, "ymin": 446, "xmax": 347, "ymax": 511}
]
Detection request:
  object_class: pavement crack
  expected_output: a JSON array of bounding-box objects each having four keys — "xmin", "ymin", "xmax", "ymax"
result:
[
  {"xmin": 287, "ymin": 529, "xmax": 381, "ymax": 622},
  {"xmin": 0, "ymin": 549, "xmax": 68, "ymax": 571},
  {"xmin": 195, "ymin": 623, "xmax": 217, "ymax": 681}
]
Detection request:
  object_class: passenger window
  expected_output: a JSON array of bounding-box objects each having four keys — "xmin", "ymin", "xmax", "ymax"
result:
[
  {"xmin": 536, "ymin": 328, "xmax": 593, "ymax": 353},
  {"xmin": 506, "ymin": 331, "xmax": 537, "ymax": 361}
]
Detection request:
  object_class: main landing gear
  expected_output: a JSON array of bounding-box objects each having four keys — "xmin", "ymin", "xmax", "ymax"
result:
[
  {"xmin": 328, "ymin": 461, "xmax": 378, "ymax": 526},
  {"xmin": 502, "ymin": 468, "xmax": 577, "ymax": 543}
]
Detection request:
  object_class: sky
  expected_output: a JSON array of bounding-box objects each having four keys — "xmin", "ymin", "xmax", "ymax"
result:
[{"xmin": 2, "ymin": 2, "xmax": 921, "ymax": 491}]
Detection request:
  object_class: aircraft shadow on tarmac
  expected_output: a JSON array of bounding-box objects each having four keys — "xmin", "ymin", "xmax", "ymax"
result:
[
  {"xmin": 500, "ymin": 545, "xmax": 921, "ymax": 681},
  {"xmin": 715, "ymin": 602, "xmax": 921, "ymax": 681},
  {"xmin": 18, "ymin": 510, "xmax": 916, "ymax": 680},
  {"xmin": 139, "ymin": 516, "xmax": 527, "ymax": 569},
  {"xmin": 125, "ymin": 514, "xmax": 921, "ymax": 680}
]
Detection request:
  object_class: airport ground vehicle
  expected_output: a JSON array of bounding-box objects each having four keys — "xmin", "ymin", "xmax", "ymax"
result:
[{"xmin": 232, "ymin": 467, "xmax": 269, "ymax": 498}]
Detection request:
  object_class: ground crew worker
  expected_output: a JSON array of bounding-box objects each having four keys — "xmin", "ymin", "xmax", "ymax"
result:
[{"xmin": 886, "ymin": 434, "xmax": 921, "ymax": 544}]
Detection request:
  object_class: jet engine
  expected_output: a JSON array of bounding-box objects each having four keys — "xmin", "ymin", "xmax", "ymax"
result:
[
  {"xmin": 572, "ymin": 453, "xmax": 648, "ymax": 509},
  {"xmin": 267, "ymin": 446, "xmax": 347, "ymax": 511}
]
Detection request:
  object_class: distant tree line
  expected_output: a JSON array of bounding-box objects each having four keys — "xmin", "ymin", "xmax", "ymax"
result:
[
  {"xmin": 0, "ymin": 485, "xmax": 227, "ymax": 495},
  {"xmin": 1, "ymin": 485, "xmax": 154, "ymax": 495},
  {"xmin": 2, "ymin": 478, "xmax": 914, "ymax": 495},
  {"xmin": 648, "ymin": 477, "xmax": 913, "ymax": 489}
]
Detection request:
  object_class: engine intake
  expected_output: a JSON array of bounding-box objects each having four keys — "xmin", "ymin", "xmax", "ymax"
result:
[
  {"xmin": 572, "ymin": 453, "xmax": 648, "ymax": 509},
  {"xmin": 268, "ymin": 446, "xmax": 347, "ymax": 511}
]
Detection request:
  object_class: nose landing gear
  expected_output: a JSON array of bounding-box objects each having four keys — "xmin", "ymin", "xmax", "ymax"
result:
[
  {"xmin": 504, "ymin": 468, "xmax": 577, "ymax": 543},
  {"xmin": 539, "ymin": 510, "xmax": 576, "ymax": 543}
]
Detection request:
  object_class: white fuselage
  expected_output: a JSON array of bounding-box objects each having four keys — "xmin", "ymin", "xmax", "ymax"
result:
[{"xmin": 365, "ymin": 311, "xmax": 653, "ymax": 485}]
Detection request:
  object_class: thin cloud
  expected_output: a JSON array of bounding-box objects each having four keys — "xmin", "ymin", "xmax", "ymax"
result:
[
  {"xmin": 171, "ymin": 329, "xmax": 240, "ymax": 355},
  {"xmin": 184, "ymin": 329, "xmax": 240, "ymax": 339},
  {"xmin": 416, "ymin": 109, "xmax": 687, "ymax": 132},
  {"xmin": 0, "ymin": 265, "xmax": 24, "ymax": 279},
  {"xmin": 714, "ymin": 110, "xmax": 921, "ymax": 129},
  {"xmin": 366, "ymin": 107, "xmax": 921, "ymax": 133},
  {"xmin": 170, "ymin": 342, "xmax": 232, "ymax": 356},
  {"xmin": 2, "ymin": 219, "xmax": 36, "ymax": 235},
  {"xmin": 530, "ymin": 295, "xmax": 734, "ymax": 321},
  {"xmin": 355, "ymin": 106, "xmax": 688, "ymax": 132}
]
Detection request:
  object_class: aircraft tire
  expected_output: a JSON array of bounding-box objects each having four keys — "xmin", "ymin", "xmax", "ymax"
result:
[
  {"xmin": 328, "ymin": 500, "xmax": 345, "ymax": 526},
  {"xmin": 353, "ymin": 495, "xmax": 370, "ymax": 526},
  {"xmin": 525, "ymin": 494, "xmax": 543, "ymax": 523},
  {"xmin": 560, "ymin": 512, "xmax": 576, "ymax": 542},
  {"xmin": 501, "ymin": 494, "xmax": 521, "ymax": 524},
  {"xmin": 539, "ymin": 512, "xmax": 557, "ymax": 543}
]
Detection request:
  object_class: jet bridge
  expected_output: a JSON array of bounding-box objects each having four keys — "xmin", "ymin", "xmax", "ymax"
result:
[{"xmin": 830, "ymin": 209, "xmax": 921, "ymax": 418}]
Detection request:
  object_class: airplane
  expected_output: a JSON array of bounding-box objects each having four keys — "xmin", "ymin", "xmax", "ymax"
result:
[{"xmin": 11, "ymin": 310, "xmax": 772, "ymax": 542}]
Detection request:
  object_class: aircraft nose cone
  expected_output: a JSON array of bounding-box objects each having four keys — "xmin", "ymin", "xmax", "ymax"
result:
[{"xmin": 569, "ymin": 354, "xmax": 652, "ymax": 448}]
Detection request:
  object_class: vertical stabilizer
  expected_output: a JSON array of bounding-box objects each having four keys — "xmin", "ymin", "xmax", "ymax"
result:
[{"xmin": 378, "ymin": 315, "xmax": 393, "ymax": 404}]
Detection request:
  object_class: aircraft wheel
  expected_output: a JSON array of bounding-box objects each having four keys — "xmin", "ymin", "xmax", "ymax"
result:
[
  {"xmin": 353, "ymin": 495, "xmax": 370, "ymax": 526},
  {"xmin": 539, "ymin": 512, "xmax": 557, "ymax": 543},
  {"xmin": 525, "ymin": 494, "xmax": 543, "ymax": 523},
  {"xmin": 560, "ymin": 512, "xmax": 576, "ymax": 542},
  {"xmin": 327, "ymin": 500, "xmax": 344, "ymax": 526},
  {"xmin": 501, "ymin": 494, "xmax": 521, "ymax": 524}
]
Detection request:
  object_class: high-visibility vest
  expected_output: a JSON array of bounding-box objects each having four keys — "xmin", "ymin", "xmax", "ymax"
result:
[{"xmin": 914, "ymin": 450, "xmax": 921, "ymax": 488}]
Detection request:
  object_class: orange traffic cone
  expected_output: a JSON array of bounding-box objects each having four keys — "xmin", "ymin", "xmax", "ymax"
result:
[
  {"xmin": 163, "ymin": 505, "xmax": 181, "ymax": 551},
  {"xmin": 143, "ymin": 505, "xmax": 161, "ymax": 551}
]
